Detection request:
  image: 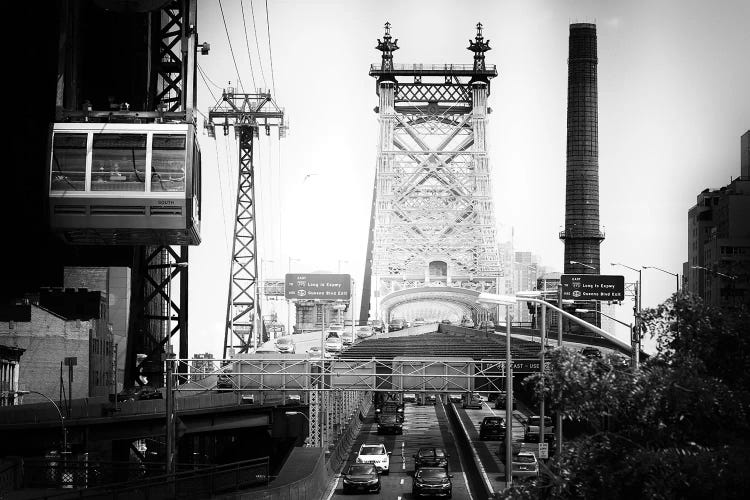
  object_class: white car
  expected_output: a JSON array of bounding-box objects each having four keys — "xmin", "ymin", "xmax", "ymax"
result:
[
  {"xmin": 356, "ymin": 443, "xmax": 391, "ymax": 474},
  {"xmin": 324, "ymin": 333, "xmax": 343, "ymax": 354},
  {"xmin": 511, "ymin": 451, "xmax": 539, "ymax": 479},
  {"xmin": 307, "ymin": 346, "xmax": 332, "ymax": 359},
  {"xmin": 274, "ymin": 335, "xmax": 296, "ymax": 353},
  {"xmin": 355, "ymin": 325, "xmax": 374, "ymax": 339}
]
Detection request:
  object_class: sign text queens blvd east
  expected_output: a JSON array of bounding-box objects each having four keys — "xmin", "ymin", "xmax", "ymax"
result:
[{"xmin": 284, "ymin": 273, "xmax": 351, "ymax": 301}]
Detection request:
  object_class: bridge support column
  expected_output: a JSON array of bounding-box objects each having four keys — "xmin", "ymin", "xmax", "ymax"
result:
[{"xmin": 309, "ymin": 389, "xmax": 321, "ymax": 448}]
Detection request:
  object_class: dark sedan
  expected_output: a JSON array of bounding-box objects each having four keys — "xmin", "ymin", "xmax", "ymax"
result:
[
  {"xmin": 479, "ymin": 416, "xmax": 506, "ymax": 440},
  {"xmin": 413, "ymin": 447, "xmax": 449, "ymax": 471},
  {"xmin": 342, "ymin": 463, "xmax": 381, "ymax": 494},
  {"xmin": 412, "ymin": 467, "xmax": 453, "ymax": 498}
]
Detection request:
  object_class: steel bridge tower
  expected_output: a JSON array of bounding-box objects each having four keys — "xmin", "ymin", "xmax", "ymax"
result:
[{"xmin": 360, "ymin": 23, "xmax": 502, "ymax": 324}]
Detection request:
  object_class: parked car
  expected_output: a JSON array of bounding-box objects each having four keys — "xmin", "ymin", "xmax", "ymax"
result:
[
  {"xmin": 479, "ymin": 416, "xmax": 506, "ymax": 440},
  {"xmin": 511, "ymin": 451, "xmax": 539, "ymax": 480},
  {"xmin": 389, "ymin": 318, "xmax": 407, "ymax": 331},
  {"xmin": 412, "ymin": 467, "xmax": 453, "ymax": 498},
  {"xmin": 342, "ymin": 463, "xmax": 381, "ymax": 494},
  {"xmin": 460, "ymin": 318, "xmax": 475, "ymax": 328},
  {"xmin": 413, "ymin": 447, "xmax": 449, "ymax": 471},
  {"xmin": 356, "ymin": 443, "xmax": 391, "ymax": 474},
  {"xmin": 461, "ymin": 392, "xmax": 483, "ymax": 409},
  {"xmin": 371, "ymin": 319, "xmax": 385, "ymax": 333},
  {"xmin": 524, "ymin": 415, "xmax": 554, "ymax": 440},
  {"xmin": 274, "ymin": 335, "xmax": 296, "ymax": 353}
]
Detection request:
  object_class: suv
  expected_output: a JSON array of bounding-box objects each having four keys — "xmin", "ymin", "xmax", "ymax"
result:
[
  {"xmin": 413, "ymin": 447, "xmax": 449, "ymax": 471},
  {"xmin": 356, "ymin": 443, "xmax": 391, "ymax": 474},
  {"xmin": 479, "ymin": 416, "xmax": 506, "ymax": 440},
  {"xmin": 377, "ymin": 413, "xmax": 403, "ymax": 435},
  {"xmin": 274, "ymin": 335, "xmax": 296, "ymax": 353},
  {"xmin": 375, "ymin": 401, "xmax": 404, "ymax": 423},
  {"xmin": 461, "ymin": 392, "xmax": 483, "ymax": 409},
  {"xmin": 389, "ymin": 318, "xmax": 406, "ymax": 331},
  {"xmin": 511, "ymin": 451, "xmax": 539, "ymax": 479},
  {"xmin": 524, "ymin": 415, "xmax": 554, "ymax": 441},
  {"xmin": 371, "ymin": 319, "xmax": 385, "ymax": 333},
  {"xmin": 412, "ymin": 467, "xmax": 453, "ymax": 498}
]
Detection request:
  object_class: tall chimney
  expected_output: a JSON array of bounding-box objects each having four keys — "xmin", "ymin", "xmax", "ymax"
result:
[{"xmin": 560, "ymin": 23, "xmax": 605, "ymax": 326}]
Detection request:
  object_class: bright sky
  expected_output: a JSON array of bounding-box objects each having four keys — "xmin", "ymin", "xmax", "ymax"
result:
[{"xmin": 188, "ymin": 0, "xmax": 750, "ymax": 357}]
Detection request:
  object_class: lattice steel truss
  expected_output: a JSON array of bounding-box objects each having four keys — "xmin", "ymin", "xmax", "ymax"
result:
[
  {"xmin": 364, "ymin": 24, "xmax": 502, "ymax": 315},
  {"xmin": 206, "ymin": 90, "xmax": 285, "ymax": 357}
]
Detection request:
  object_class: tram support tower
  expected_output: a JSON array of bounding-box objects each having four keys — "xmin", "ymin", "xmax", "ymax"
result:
[
  {"xmin": 206, "ymin": 90, "xmax": 285, "ymax": 358},
  {"xmin": 361, "ymin": 23, "xmax": 502, "ymax": 324}
]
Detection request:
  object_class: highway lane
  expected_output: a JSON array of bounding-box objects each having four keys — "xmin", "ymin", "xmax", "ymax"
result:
[{"xmin": 327, "ymin": 400, "xmax": 472, "ymax": 499}]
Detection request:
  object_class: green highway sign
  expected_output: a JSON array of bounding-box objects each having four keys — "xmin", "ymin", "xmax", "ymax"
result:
[
  {"xmin": 285, "ymin": 273, "xmax": 351, "ymax": 301},
  {"xmin": 561, "ymin": 274, "xmax": 625, "ymax": 301}
]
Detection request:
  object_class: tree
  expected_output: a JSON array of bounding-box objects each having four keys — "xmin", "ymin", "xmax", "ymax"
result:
[{"xmin": 499, "ymin": 293, "xmax": 750, "ymax": 499}]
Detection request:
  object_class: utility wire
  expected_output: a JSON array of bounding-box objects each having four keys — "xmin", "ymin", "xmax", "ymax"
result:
[
  {"xmin": 218, "ymin": 0, "xmax": 246, "ymax": 92},
  {"xmin": 197, "ymin": 64, "xmax": 220, "ymax": 104},
  {"xmin": 240, "ymin": 0, "xmax": 258, "ymax": 90},
  {"xmin": 198, "ymin": 63, "xmax": 224, "ymax": 93},
  {"xmin": 248, "ymin": 0, "xmax": 267, "ymax": 89},
  {"xmin": 264, "ymin": 0, "xmax": 277, "ymax": 97}
]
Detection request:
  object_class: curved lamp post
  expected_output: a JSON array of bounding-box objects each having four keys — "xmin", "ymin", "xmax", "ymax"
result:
[
  {"xmin": 643, "ymin": 265, "xmax": 680, "ymax": 294},
  {"xmin": 16, "ymin": 390, "xmax": 67, "ymax": 454}
]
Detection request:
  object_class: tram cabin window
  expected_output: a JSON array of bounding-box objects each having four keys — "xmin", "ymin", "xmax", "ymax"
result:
[
  {"xmin": 91, "ymin": 134, "xmax": 146, "ymax": 192},
  {"xmin": 51, "ymin": 134, "xmax": 87, "ymax": 191},
  {"xmin": 151, "ymin": 134, "xmax": 186, "ymax": 192}
]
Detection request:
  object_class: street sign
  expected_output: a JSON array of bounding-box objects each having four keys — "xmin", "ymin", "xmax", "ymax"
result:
[
  {"xmin": 538, "ymin": 442, "xmax": 549, "ymax": 459},
  {"xmin": 560, "ymin": 274, "xmax": 625, "ymax": 301},
  {"xmin": 285, "ymin": 274, "xmax": 351, "ymax": 300}
]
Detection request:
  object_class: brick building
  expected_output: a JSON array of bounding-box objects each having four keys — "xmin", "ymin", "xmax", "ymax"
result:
[
  {"xmin": 685, "ymin": 131, "xmax": 750, "ymax": 308},
  {"xmin": 0, "ymin": 289, "xmax": 113, "ymax": 405}
]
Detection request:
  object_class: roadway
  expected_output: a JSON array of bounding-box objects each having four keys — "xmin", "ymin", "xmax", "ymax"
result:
[{"xmin": 325, "ymin": 400, "xmax": 474, "ymax": 499}]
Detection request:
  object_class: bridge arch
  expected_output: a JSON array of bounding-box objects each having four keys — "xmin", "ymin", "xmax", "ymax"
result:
[{"xmin": 380, "ymin": 286, "xmax": 493, "ymax": 323}]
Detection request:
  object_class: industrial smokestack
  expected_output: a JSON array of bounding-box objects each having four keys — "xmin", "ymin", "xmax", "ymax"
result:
[{"xmin": 560, "ymin": 23, "xmax": 605, "ymax": 327}]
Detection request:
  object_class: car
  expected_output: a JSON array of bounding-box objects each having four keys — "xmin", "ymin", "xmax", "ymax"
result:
[
  {"xmin": 413, "ymin": 317, "xmax": 427, "ymax": 326},
  {"xmin": 341, "ymin": 331, "xmax": 355, "ymax": 346},
  {"xmin": 478, "ymin": 320, "xmax": 495, "ymax": 330},
  {"xmin": 461, "ymin": 392, "xmax": 483, "ymax": 409},
  {"xmin": 377, "ymin": 413, "xmax": 403, "ymax": 434},
  {"xmin": 413, "ymin": 447, "xmax": 449, "ymax": 471},
  {"xmin": 356, "ymin": 443, "xmax": 391, "ymax": 474},
  {"xmin": 494, "ymin": 392, "xmax": 517, "ymax": 410},
  {"xmin": 580, "ymin": 346, "xmax": 602, "ymax": 359},
  {"xmin": 307, "ymin": 346, "xmax": 332, "ymax": 359},
  {"xmin": 441, "ymin": 319, "xmax": 452, "ymax": 325},
  {"xmin": 479, "ymin": 416, "xmax": 506, "ymax": 440},
  {"xmin": 284, "ymin": 394, "xmax": 301, "ymax": 406},
  {"xmin": 375, "ymin": 401, "xmax": 404, "ymax": 423},
  {"xmin": 388, "ymin": 318, "xmax": 406, "ymax": 331},
  {"xmin": 448, "ymin": 394, "xmax": 462, "ymax": 403},
  {"xmin": 325, "ymin": 332, "xmax": 343, "ymax": 354},
  {"xmin": 343, "ymin": 319, "xmax": 354, "ymax": 327},
  {"xmin": 412, "ymin": 467, "xmax": 453, "ymax": 498},
  {"xmin": 371, "ymin": 319, "xmax": 385, "ymax": 333},
  {"xmin": 274, "ymin": 335, "xmax": 296, "ymax": 353},
  {"xmin": 254, "ymin": 346, "xmax": 278, "ymax": 355},
  {"xmin": 511, "ymin": 451, "xmax": 539, "ymax": 479},
  {"xmin": 424, "ymin": 394, "xmax": 437, "ymax": 405},
  {"xmin": 460, "ymin": 318, "xmax": 475, "ymax": 328},
  {"xmin": 342, "ymin": 463, "xmax": 381, "ymax": 494},
  {"xmin": 524, "ymin": 415, "xmax": 554, "ymax": 440},
  {"xmin": 403, "ymin": 393, "xmax": 417, "ymax": 403},
  {"xmin": 355, "ymin": 325, "xmax": 374, "ymax": 339},
  {"xmin": 216, "ymin": 371, "xmax": 234, "ymax": 390}
]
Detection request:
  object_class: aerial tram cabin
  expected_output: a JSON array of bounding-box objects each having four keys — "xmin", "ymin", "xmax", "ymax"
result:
[{"xmin": 47, "ymin": 122, "xmax": 201, "ymax": 246}]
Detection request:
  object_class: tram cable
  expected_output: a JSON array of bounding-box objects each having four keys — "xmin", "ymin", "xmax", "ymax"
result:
[{"xmin": 218, "ymin": 0, "xmax": 246, "ymax": 92}]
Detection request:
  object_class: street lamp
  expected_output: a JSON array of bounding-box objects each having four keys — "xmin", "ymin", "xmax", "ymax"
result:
[
  {"xmin": 569, "ymin": 260, "xmax": 596, "ymax": 270},
  {"xmin": 643, "ymin": 265, "xmax": 680, "ymax": 294},
  {"xmin": 611, "ymin": 262, "xmax": 642, "ymax": 367},
  {"xmin": 15, "ymin": 390, "xmax": 67, "ymax": 455},
  {"xmin": 691, "ymin": 265, "xmax": 737, "ymax": 280}
]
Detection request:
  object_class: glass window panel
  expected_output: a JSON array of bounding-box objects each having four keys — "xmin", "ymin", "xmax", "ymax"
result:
[
  {"xmin": 51, "ymin": 133, "xmax": 87, "ymax": 191},
  {"xmin": 91, "ymin": 134, "xmax": 146, "ymax": 192},
  {"xmin": 151, "ymin": 134, "xmax": 186, "ymax": 192}
]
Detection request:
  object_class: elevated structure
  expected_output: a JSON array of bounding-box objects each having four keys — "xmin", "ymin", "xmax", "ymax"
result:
[
  {"xmin": 362, "ymin": 23, "xmax": 502, "ymax": 324},
  {"xmin": 206, "ymin": 90, "xmax": 286, "ymax": 357},
  {"xmin": 48, "ymin": 0, "xmax": 205, "ymax": 387},
  {"xmin": 559, "ymin": 23, "xmax": 605, "ymax": 327}
]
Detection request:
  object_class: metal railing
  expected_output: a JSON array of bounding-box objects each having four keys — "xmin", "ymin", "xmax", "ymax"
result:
[{"xmin": 26, "ymin": 457, "xmax": 269, "ymax": 499}]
